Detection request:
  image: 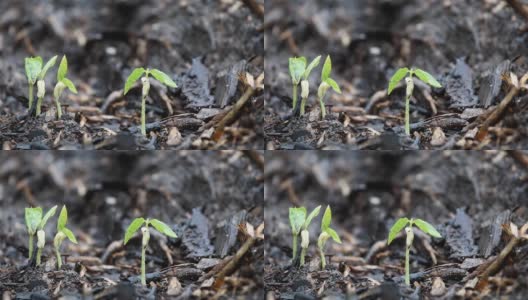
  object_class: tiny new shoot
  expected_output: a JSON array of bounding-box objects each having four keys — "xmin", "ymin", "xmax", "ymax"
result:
[
  {"xmin": 298, "ymin": 56, "xmax": 321, "ymax": 115},
  {"xmin": 318, "ymin": 56, "xmax": 341, "ymax": 119},
  {"xmin": 26, "ymin": 56, "xmax": 58, "ymax": 116},
  {"xmin": 123, "ymin": 68, "xmax": 177, "ymax": 136},
  {"xmin": 25, "ymin": 206, "xmax": 57, "ymax": 265},
  {"xmin": 387, "ymin": 217, "xmax": 441, "ymax": 286},
  {"xmin": 289, "ymin": 205, "xmax": 321, "ymax": 266},
  {"xmin": 317, "ymin": 206, "xmax": 341, "ymax": 269},
  {"xmin": 387, "ymin": 68, "xmax": 442, "ymax": 136},
  {"xmin": 54, "ymin": 206, "xmax": 77, "ymax": 269},
  {"xmin": 54, "ymin": 56, "xmax": 77, "ymax": 119},
  {"xmin": 124, "ymin": 217, "xmax": 177, "ymax": 286},
  {"xmin": 288, "ymin": 57, "xmax": 306, "ymax": 111}
]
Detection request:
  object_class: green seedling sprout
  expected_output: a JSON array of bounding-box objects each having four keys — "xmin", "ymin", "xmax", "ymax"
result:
[
  {"xmin": 290, "ymin": 55, "xmax": 321, "ymax": 116},
  {"xmin": 25, "ymin": 205, "xmax": 57, "ymax": 265},
  {"xmin": 53, "ymin": 56, "xmax": 77, "ymax": 119},
  {"xmin": 24, "ymin": 56, "xmax": 58, "ymax": 116},
  {"xmin": 289, "ymin": 205, "xmax": 321, "ymax": 266},
  {"xmin": 387, "ymin": 68, "xmax": 442, "ymax": 136},
  {"xmin": 317, "ymin": 56, "xmax": 341, "ymax": 119},
  {"xmin": 124, "ymin": 217, "xmax": 177, "ymax": 286},
  {"xmin": 53, "ymin": 206, "xmax": 77, "ymax": 269},
  {"xmin": 123, "ymin": 68, "xmax": 177, "ymax": 136},
  {"xmin": 387, "ymin": 217, "xmax": 441, "ymax": 286},
  {"xmin": 317, "ymin": 206, "xmax": 341, "ymax": 269}
]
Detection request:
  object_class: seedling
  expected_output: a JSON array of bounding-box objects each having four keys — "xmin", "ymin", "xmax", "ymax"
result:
[
  {"xmin": 25, "ymin": 205, "xmax": 57, "ymax": 265},
  {"xmin": 289, "ymin": 56, "xmax": 321, "ymax": 112},
  {"xmin": 25, "ymin": 56, "xmax": 58, "ymax": 115},
  {"xmin": 387, "ymin": 217, "xmax": 441, "ymax": 286},
  {"xmin": 123, "ymin": 68, "xmax": 177, "ymax": 136},
  {"xmin": 124, "ymin": 217, "xmax": 177, "ymax": 286},
  {"xmin": 53, "ymin": 56, "xmax": 77, "ymax": 119},
  {"xmin": 317, "ymin": 56, "xmax": 341, "ymax": 119},
  {"xmin": 317, "ymin": 206, "xmax": 341, "ymax": 269},
  {"xmin": 289, "ymin": 205, "xmax": 321, "ymax": 266},
  {"xmin": 53, "ymin": 206, "xmax": 77, "ymax": 269},
  {"xmin": 387, "ymin": 68, "xmax": 442, "ymax": 135}
]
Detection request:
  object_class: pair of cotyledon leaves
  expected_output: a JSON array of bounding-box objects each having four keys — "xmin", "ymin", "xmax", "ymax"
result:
[
  {"xmin": 124, "ymin": 217, "xmax": 177, "ymax": 245},
  {"xmin": 25, "ymin": 205, "xmax": 76, "ymax": 243},
  {"xmin": 289, "ymin": 56, "xmax": 341, "ymax": 94},
  {"xmin": 25, "ymin": 56, "xmax": 77, "ymax": 94},
  {"xmin": 123, "ymin": 68, "xmax": 177, "ymax": 95},
  {"xmin": 289, "ymin": 205, "xmax": 341, "ymax": 244},
  {"xmin": 387, "ymin": 67, "xmax": 442, "ymax": 95},
  {"xmin": 387, "ymin": 217, "xmax": 441, "ymax": 245}
]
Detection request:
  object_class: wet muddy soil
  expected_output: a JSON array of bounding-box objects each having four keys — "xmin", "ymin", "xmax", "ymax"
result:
[
  {"xmin": 0, "ymin": 0, "xmax": 264, "ymax": 150},
  {"xmin": 265, "ymin": 0, "xmax": 528, "ymax": 150},
  {"xmin": 264, "ymin": 150, "xmax": 528, "ymax": 299},
  {"xmin": 0, "ymin": 151, "xmax": 264, "ymax": 299}
]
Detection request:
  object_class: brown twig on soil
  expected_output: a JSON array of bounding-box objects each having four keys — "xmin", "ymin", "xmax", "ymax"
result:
[
  {"xmin": 213, "ymin": 235, "xmax": 257, "ymax": 288},
  {"xmin": 241, "ymin": 0, "xmax": 264, "ymax": 19},
  {"xmin": 243, "ymin": 150, "xmax": 264, "ymax": 171},
  {"xmin": 508, "ymin": 150, "xmax": 528, "ymax": 170},
  {"xmin": 505, "ymin": 0, "xmax": 528, "ymax": 21}
]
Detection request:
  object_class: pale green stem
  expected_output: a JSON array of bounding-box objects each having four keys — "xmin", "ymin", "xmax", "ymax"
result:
[
  {"xmin": 28, "ymin": 235, "xmax": 33, "ymax": 259},
  {"xmin": 56, "ymin": 248, "xmax": 62, "ymax": 269},
  {"xmin": 319, "ymin": 248, "xmax": 326, "ymax": 269},
  {"xmin": 292, "ymin": 84, "xmax": 298, "ymax": 110},
  {"xmin": 319, "ymin": 96, "xmax": 326, "ymax": 119},
  {"xmin": 140, "ymin": 77, "xmax": 150, "ymax": 136},
  {"xmin": 55, "ymin": 95, "xmax": 62, "ymax": 119},
  {"xmin": 36, "ymin": 248, "xmax": 42, "ymax": 266},
  {"xmin": 292, "ymin": 235, "xmax": 298, "ymax": 261},
  {"xmin": 141, "ymin": 244, "xmax": 146, "ymax": 286},
  {"xmin": 28, "ymin": 85, "xmax": 34, "ymax": 110},
  {"xmin": 405, "ymin": 94, "xmax": 410, "ymax": 136},
  {"xmin": 300, "ymin": 97, "xmax": 307, "ymax": 115},
  {"xmin": 300, "ymin": 247, "xmax": 306, "ymax": 266},
  {"xmin": 36, "ymin": 97, "xmax": 43, "ymax": 116},
  {"xmin": 405, "ymin": 244, "xmax": 410, "ymax": 285}
]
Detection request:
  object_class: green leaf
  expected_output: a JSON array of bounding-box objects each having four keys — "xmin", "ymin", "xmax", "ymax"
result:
[
  {"xmin": 413, "ymin": 69, "xmax": 442, "ymax": 88},
  {"xmin": 57, "ymin": 205, "xmax": 68, "ymax": 230},
  {"xmin": 62, "ymin": 78, "xmax": 77, "ymax": 94},
  {"xmin": 325, "ymin": 78, "xmax": 341, "ymax": 94},
  {"xmin": 321, "ymin": 55, "xmax": 332, "ymax": 81},
  {"xmin": 303, "ymin": 55, "xmax": 321, "ymax": 80},
  {"xmin": 124, "ymin": 217, "xmax": 145, "ymax": 244},
  {"xmin": 124, "ymin": 68, "xmax": 146, "ymax": 95},
  {"xmin": 39, "ymin": 55, "xmax": 58, "ymax": 80},
  {"xmin": 303, "ymin": 205, "xmax": 321, "ymax": 229},
  {"xmin": 413, "ymin": 219, "xmax": 441, "ymax": 238},
  {"xmin": 39, "ymin": 205, "xmax": 58, "ymax": 229},
  {"xmin": 25, "ymin": 57, "xmax": 43, "ymax": 84},
  {"xmin": 387, "ymin": 68, "xmax": 409, "ymax": 95},
  {"xmin": 57, "ymin": 56, "xmax": 68, "ymax": 81},
  {"xmin": 62, "ymin": 227, "xmax": 78, "ymax": 244},
  {"xmin": 289, "ymin": 57, "xmax": 307, "ymax": 84},
  {"xmin": 25, "ymin": 207, "xmax": 42, "ymax": 233},
  {"xmin": 289, "ymin": 207, "xmax": 306, "ymax": 235},
  {"xmin": 321, "ymin": 206, "xmax": 332, "ymax": 230},
  {"xmin": 387, "ymin": 217, "xmax": 410, "ymax": 245},
  {"xmin": 150, "ymin": 219, "xmax": 177, "ymax": 238},
  {"xmin": 150, "ymin": 69, "xmax": 177, "ymax": 88},
  {"xmin": 325, "ymin": 227, "xmax": 341, "ymax": 244}
]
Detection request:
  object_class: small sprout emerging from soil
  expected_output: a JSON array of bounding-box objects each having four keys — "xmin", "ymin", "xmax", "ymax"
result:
[
  {"xmin": 387, "ymin": 217, "xmax": 441, "ymax": 286},
  {"xmin": 317, "ymin": 206, "xmax": 341, "ymax": 269},
  {"xmin": 317, "ymin": 56, "xmax": 341, "ymax": 119},
  {"xmin": 299, "ymin": 56, "xmax": 321, "ymax": 115},
  {"xmin": 289, "ymin": 205, "xmax": 321, "ymax": 266},
  {"xmin": 53, "ymin": 56, "xmax": 77, "ymax": 119},
  {"xmin": 123, "ymin": 68, "xmax": 177, "ymax": 136},
  {"xmin": 25, "ymin": 205, "xmax": 57, "ymax": 265},
  {"xmin": 124, "ymin": 217, "xmax": 177, "ymax": 286},
  {"xmin": 28, "ymin": 56, "xmax": 58, "ymax": 116},
  {"xmin": 387, "ymin": 68, "xmax": 442, "ymax": 136},
  {"xmin": 54, "ymin": 206, "xmax": 77, "ymax": 269}
]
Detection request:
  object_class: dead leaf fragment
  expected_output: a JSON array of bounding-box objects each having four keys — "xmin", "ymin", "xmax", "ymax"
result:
[
  {"xmin": 431, "ymin": 127, "xmax": 446, "ymax": 146},
  {"xmin": 167, "ymin": 127, "xmax": 182, "ymax": 146},
  {"xmin": 167, "ymin": 277, "xmax": 182, "ymax": 296}
]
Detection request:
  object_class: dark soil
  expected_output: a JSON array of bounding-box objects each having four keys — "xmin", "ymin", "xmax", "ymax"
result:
[
  {"xmin": 0, "ymin": 0, "xmax": 264, "ymax": 150},
  {"xmin": 264, "ymin": 150, "xmax": 528, "ymax": 299},
  {"xmin": 0, "ymin": 151, "xmax": 264, "ymax": 299},
  {"xmin": 264, "ymin": 0, "xmax": 528, "ymax": 150}
]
